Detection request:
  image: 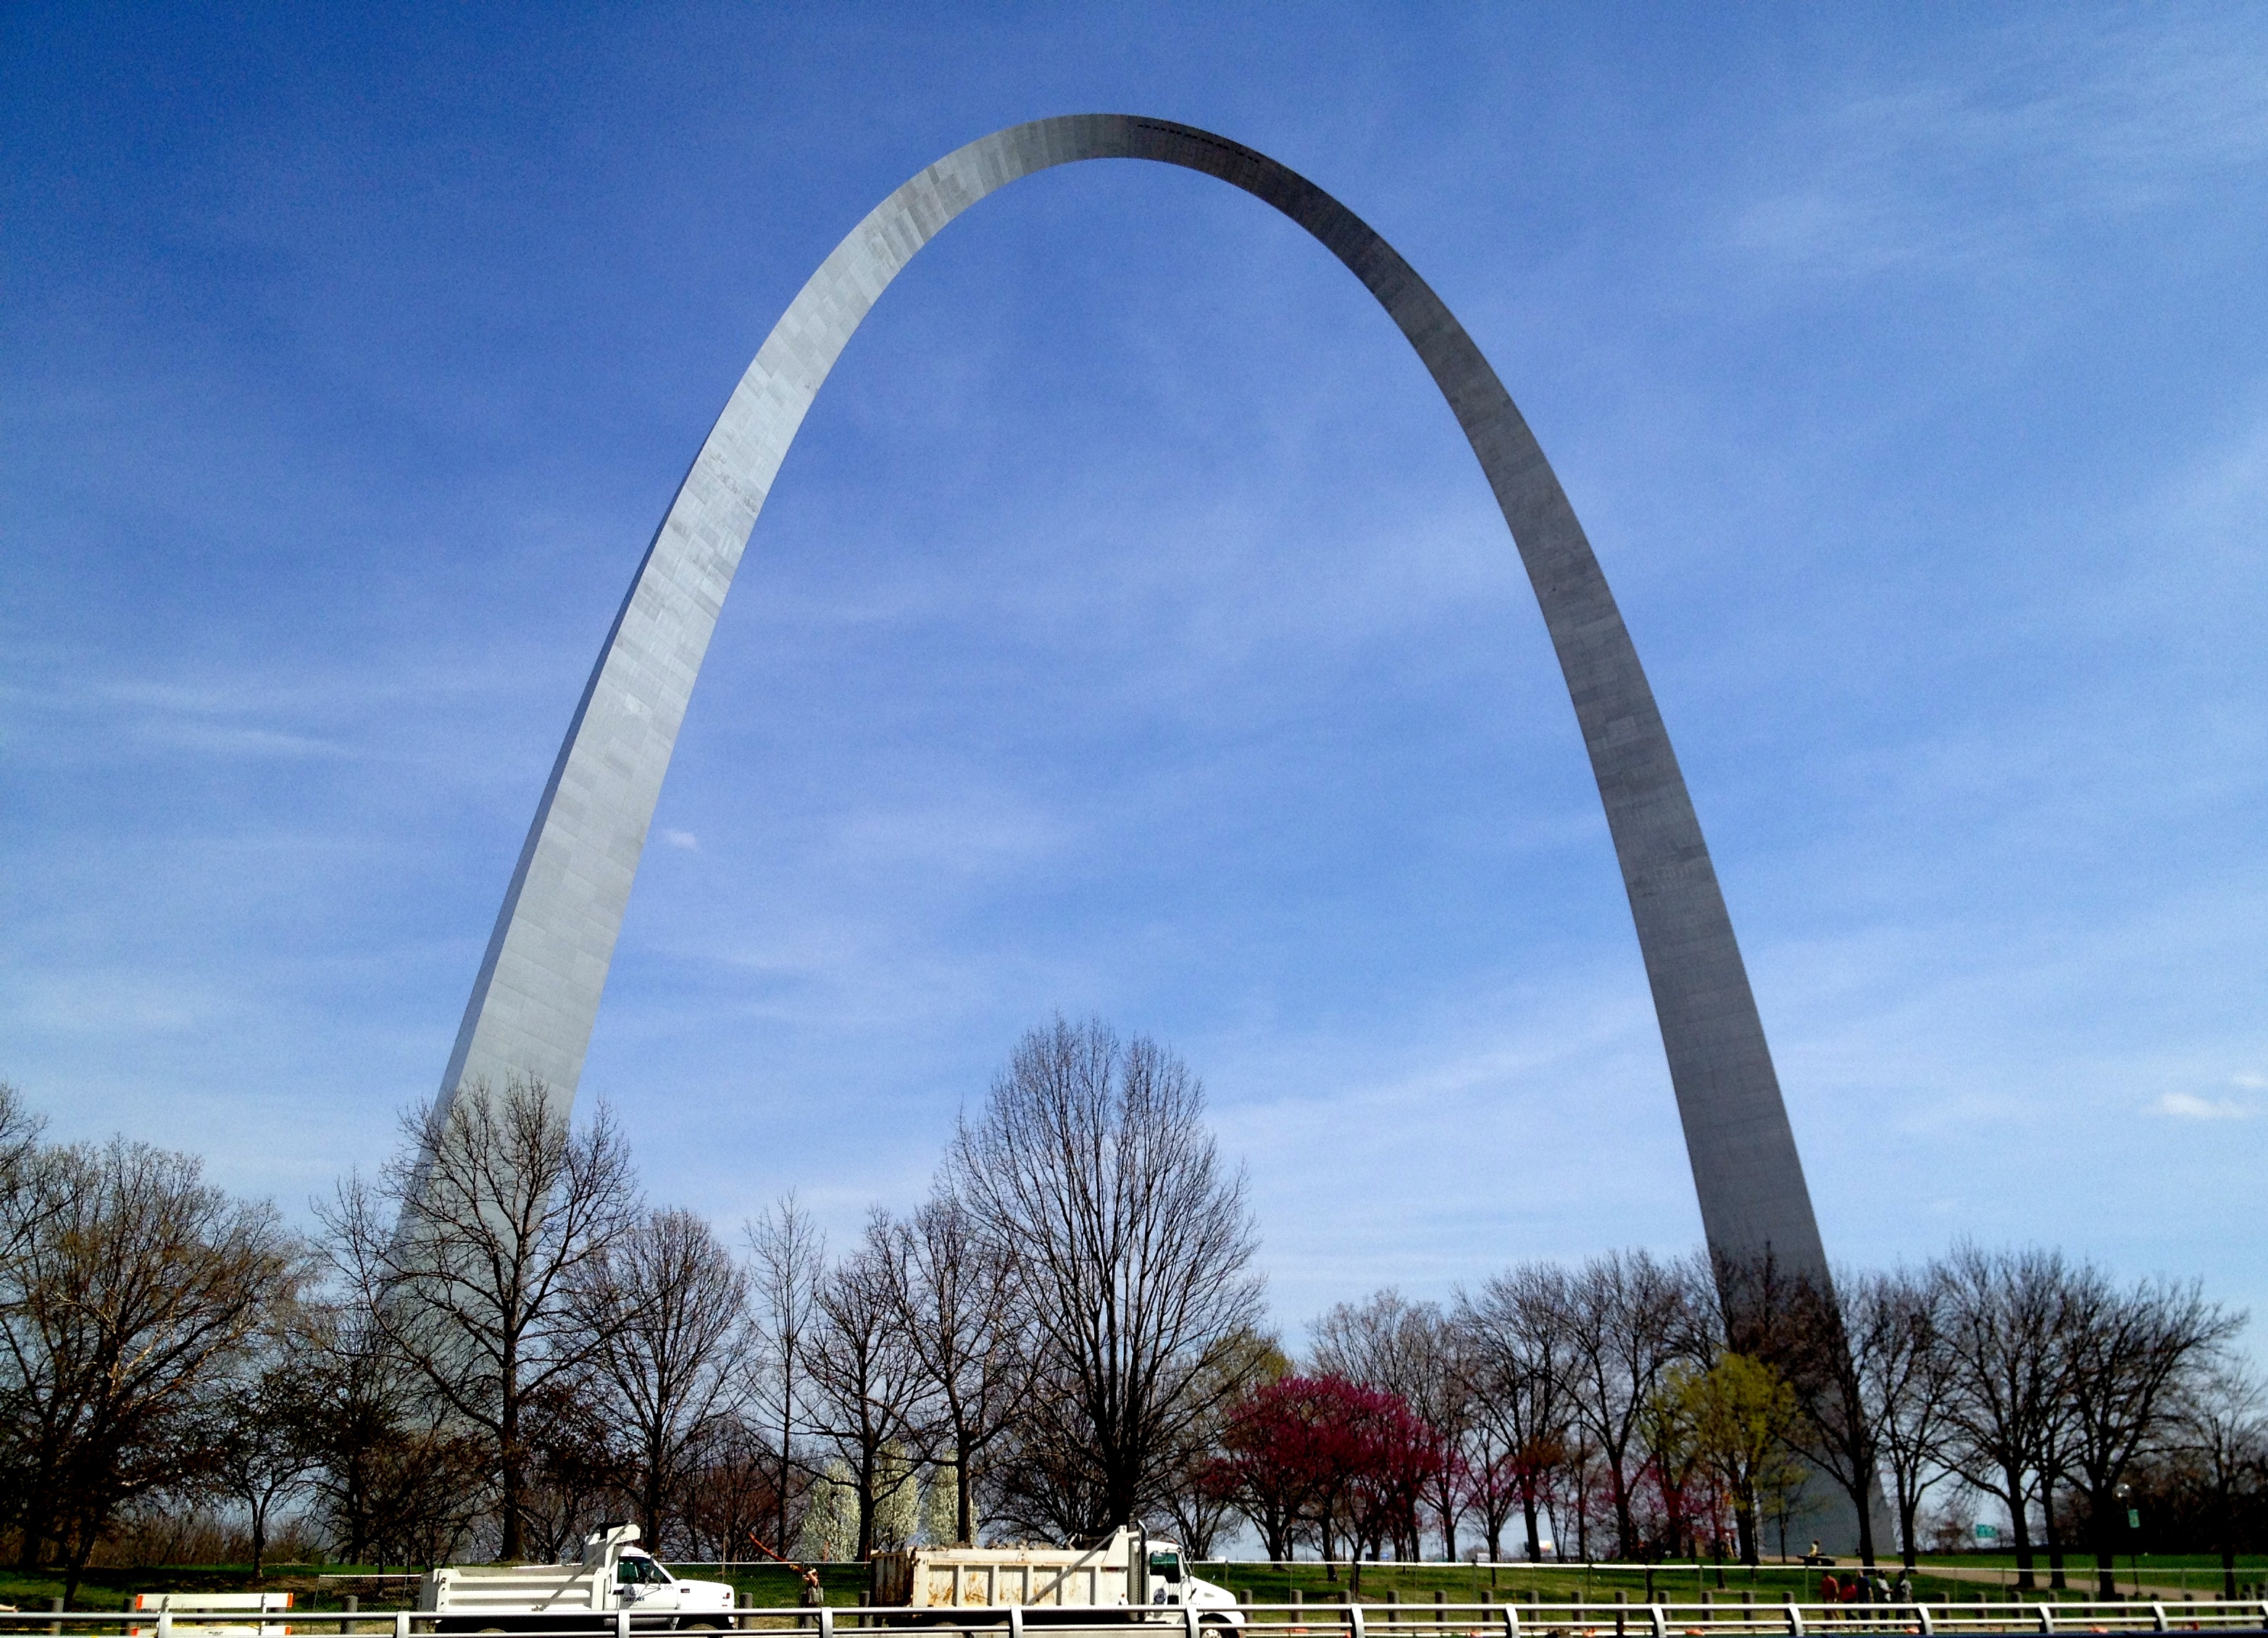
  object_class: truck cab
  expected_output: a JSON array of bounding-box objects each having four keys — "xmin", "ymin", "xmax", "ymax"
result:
[
  {"xmin": 584, "ymin": 1527, "xmax": 735, "ymax": 1626},
  {"xmin": 608, "ymin": 1546, "xmax": 730, "ymax": 1623},
  {"xmin": 420, "ymin": 1524, "xmax": 735, "ymax": 1630},
  {"xmin": 1142, "ymin": 1543, "xmax": 1239, "ymax": 1624}
]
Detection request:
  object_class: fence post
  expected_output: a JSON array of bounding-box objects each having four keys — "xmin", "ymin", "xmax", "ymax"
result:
[
  {"xmin": 341, "ymin": 1594, "xmax": 357, "ymax": 1637},
  {"xmin": 49, "ymin": 1596, "xmax": 63, "ymax": 1638},
  {"xmin": 1782, "ymin": 1592, "xmax": 1802, "ymax": 1637},
  {"xmin": 393, "ymin": 1611, "xmax": 408, "ymax": 1638},
  {"xmin": 1349, "ymin": 1601, "xmax": 1367, "ymax": 1638},
  {"xmin": 2147, "ymin": 1605, "xmax": 2167, "ymax": 1634},
  {"xmin": 1648, "ymin": 1605, "xmax": 1667, "ymax": 1638},
  {"xmin": 1914, "ymin": 1603, "xmax": 1932, "ymax": 1637},
  {"xmin": 1503, "ymin": 1604, "xmax": 1520, "ymax": 1638},
  {"xmin": 158, "ymin": 1609, "xmax": 172, "ymax": 1638},
  {"xmin": 1616, "ymin": 1589, "xmax": 1629, "ymax": 1638}
]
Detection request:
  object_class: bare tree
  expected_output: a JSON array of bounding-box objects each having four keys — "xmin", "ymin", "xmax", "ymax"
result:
[
  {"xmin": 1764, "ymin": 1273, "xmax": 1888, "ymax": 1567},
  {"xmin": 879, "ymin": 1190, "xmax": 1027, "ymax": 1545},
  {"xmin": 801, "ymin": 1215, "xmax": 932, "ymax": 1558},
  {"xmin": 747, "ymin": 1191, "xmax": 826, "ymax": 1557},
  {"xmin": 2059, "ymin": 1270, "xmax": 2237, "ymax": 1595},
  {"xmin": 578, "ymin": 1205, "xmax": 755, "ymax": 1551},
  {"xmin": 677, "ymin": 1414, "xmax": 783, "ymax": 1561},
  {"xmin": 1847, "ymin": 1268, "xmax": 1959, "ymax": 1569},
  {"xmin": 295, "ymin": 1293, "xmax": 449, "ymax": 1566},
  {"xmin": 322, "ymin": 1076, "xmax": 640, "ymax": 1560},
  {"xmin": 2174, "ymin": 1362, "xmax": 2268, "ymax": 1597},
  {"xmin": 949, "ymin": 1018, "xmax": 1265, "ymax": 1538},
  {"xmin": 1159, "ymin": 1327, "xmax": 1285, "ymax": 1558},
  {"xmin": 1538, "ymin": 1250, "xmax": 1696, "ymax": 1558},
  {"xmin": 209, "ymin": 1340, "xmax": 324, "ymax": 1577},
  {"xmin": 1457, "ymin": 1266, "xmax": 1575, "ymax": 1562},
  {"xmin": 0, "ymin": 1082, "xmax": 49, "ymax": 1266},
  {"xmin": 518, "ymin": 1371, "xmax": 632, "ymax": 1560},
  {"xmin": 364, "ymin": 1423, "xmax": 491, "ymax": 1571},
  {"xmin": 1312, "ymin": 1290, "xmax": 1469, "ymax": 1557},
  {"xmin": 0, "ymin": 1132, "xmax": 298, "ymax": 1600},
  {"xmin": 1935, "ymin": 1244, "xmax": 2075, "ymax": 1590},
  {"xmin": 0, "ymin": 1082, "xmax": 54, "ymax": 1552}
]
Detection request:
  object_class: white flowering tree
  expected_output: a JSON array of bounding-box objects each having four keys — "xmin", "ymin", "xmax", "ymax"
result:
[{"xmin": 798, "ymin": 1460, "xmax": 857, "ymax": 1561}]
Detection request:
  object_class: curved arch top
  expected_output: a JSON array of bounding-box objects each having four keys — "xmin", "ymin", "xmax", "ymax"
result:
[{"xmin": 438, "ymin": 114, "xmax": 1829, "ymax": 1279}]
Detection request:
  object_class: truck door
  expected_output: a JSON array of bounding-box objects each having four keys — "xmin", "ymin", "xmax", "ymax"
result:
[
  {"xmin": 1148, "ymin": 1553, "xmax": 1184, "ymax": 1605},
  {"xmin": 617, "ymin": 1555, "xmax": 682, "ymax": 1618}
]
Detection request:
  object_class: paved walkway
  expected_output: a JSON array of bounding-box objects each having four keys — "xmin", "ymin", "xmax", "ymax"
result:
[{"xmin": 1885, "ymin": 1564, "xmax": 2244, "ymax": 1602}]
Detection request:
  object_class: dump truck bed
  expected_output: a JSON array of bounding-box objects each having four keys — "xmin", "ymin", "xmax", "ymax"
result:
[
  {"xmin": 419, "ymin": 1565, "xmax": 606, "ymax": 1617},
  {"xmin": 872, "ymin": 1541, "xmax": 1134, "ymax": 1609}
]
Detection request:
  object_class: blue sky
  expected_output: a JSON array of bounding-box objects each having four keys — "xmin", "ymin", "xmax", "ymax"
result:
[{"xmin": 4, "ymin": 4, "xmax": 2264, "ymax": 1350}]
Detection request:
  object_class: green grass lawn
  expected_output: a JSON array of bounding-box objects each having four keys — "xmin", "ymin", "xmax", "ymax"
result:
[
  {"xmin": 1193, "ymin": 1560, "xmax": 2268, "ymax": 1608},
  {"xmin": 9, "ymin": 1556, "xmax": 2264, "ymax": 1616}
]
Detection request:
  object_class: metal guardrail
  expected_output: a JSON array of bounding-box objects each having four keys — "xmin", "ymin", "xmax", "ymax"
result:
[{"xmin": 4, "ymin": 1603, "xmax": 2267, "ymax": 1638}]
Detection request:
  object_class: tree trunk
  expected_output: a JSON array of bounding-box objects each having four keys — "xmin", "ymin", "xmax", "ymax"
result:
[
  {"xmin": 499, "ymin": 1400, "xmax": 525, "ymax": 1561},
  {"xmin": 2042, "ymin": 1476, "xmax": 2067, "ymax": 1591},
  {"xmin": 856, "ymin": 1448, "xmax": 875, "ymax": 1562},
  {"xmin": 777, "ymin": 1347, "xmax": 793, "ymax": 1558},
  {"xmin": 2004, "ymin": 1463, "xmax": 2036, "ymax": 1591},
  {"xmin": 644, "ymin": 1458, "xmax": 665, "ymax": 1560},
  {"xmin": 2088, "ymin": 1481, "xmax": 2118, "ymax": 1598},
  {"xmin": 64, "ymin": 1525, "xmax": 93, "ymax": 1610},
  {"xmin": 1611, "ymin": 1468, "xmax": 1638, "ymax": 1559}
]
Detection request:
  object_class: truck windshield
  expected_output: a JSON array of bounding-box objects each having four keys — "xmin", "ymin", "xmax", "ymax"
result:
[{"xmin": 1148, "ymin": 1553, "xmax": 1182, "ymax": 1583}]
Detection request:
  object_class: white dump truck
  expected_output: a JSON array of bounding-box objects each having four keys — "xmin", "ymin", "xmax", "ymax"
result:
[
  {"xmin": 871, "ymin": 1529, "xmax": 1241, "ymax": 1627},
  {"xmin": 418, "ymin": 1524, "xmax": 737, "ymax": 1631}
]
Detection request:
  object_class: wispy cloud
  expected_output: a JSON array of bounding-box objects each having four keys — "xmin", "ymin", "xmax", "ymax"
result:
[
  {"xmin": 1721, "ymin": 15, "xmax": 2268, "ymax": 283},
  {"xmin": 2150, "ymin": 1091, "xmax": 2253, "ymax": 1121}
]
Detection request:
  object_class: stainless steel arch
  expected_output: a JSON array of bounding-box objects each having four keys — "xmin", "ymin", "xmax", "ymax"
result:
[{"xmin": 438, "ymin": 113, "xmax": 1831, "ymax": 1279}]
